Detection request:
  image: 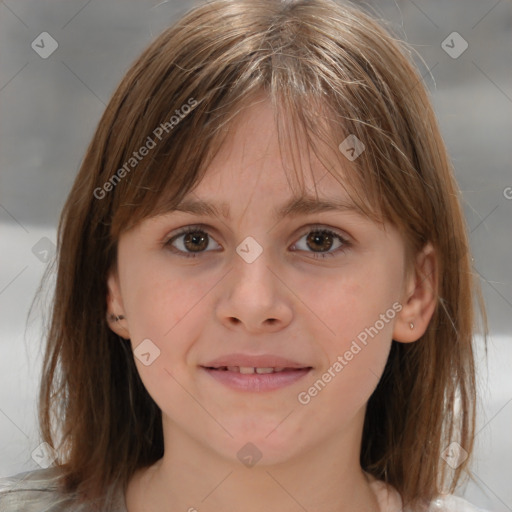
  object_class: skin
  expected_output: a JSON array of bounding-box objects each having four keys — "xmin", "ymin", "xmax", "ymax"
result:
[{"xmin": 107, "ymin": 97, "xmax": 437, "ymax": 512}]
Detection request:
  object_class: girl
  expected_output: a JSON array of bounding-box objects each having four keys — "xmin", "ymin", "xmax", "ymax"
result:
[{"xmin": 0, "ymin": 0, "xmax": 490, "ymax": 511}]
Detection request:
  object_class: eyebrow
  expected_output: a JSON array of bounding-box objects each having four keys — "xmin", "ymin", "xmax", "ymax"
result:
[{"xmin": 171, "ymin": 195, "xmax": 360, "ymax": 222}]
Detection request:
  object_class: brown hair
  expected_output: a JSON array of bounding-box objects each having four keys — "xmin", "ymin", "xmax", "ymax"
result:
[{"xmin": 36, "ymin": 0, "xmax": 487, "ymax": 509}]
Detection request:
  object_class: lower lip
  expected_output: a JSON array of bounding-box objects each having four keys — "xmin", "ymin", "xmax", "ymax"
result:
[{"xmin": 201, "ymin": 367, "xmax": 312, "ymax": 392}]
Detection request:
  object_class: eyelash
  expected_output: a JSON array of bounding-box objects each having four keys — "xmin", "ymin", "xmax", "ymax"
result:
[{"xmin": 164, "ymin": 224, "xmax": 351, "ymax": 260}]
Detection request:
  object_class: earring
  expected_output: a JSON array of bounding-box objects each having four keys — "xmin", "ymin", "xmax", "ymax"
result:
[
  {"xmin": 108, "ymin": 314, "xmax": 125, "ymax": 322},
  {"xmin": 409, "ymin": 322, "xmax": 414, "ymax": 330}
]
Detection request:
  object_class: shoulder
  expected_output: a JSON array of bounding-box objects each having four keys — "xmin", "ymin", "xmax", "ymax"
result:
[
  {"xmin": 366, "ymin": 473, "xmax": 491, "ymax": 512},
  {"xmin": 427, "ymin": 494, "xmax": 492, "ymax": 512},
  {"xmin": 0, "ymin": 466, "xmax": 78, "ymax": 512},
  {"xmin": 0, "ymin": 466, "xmax": 127, "ymax": 512}
]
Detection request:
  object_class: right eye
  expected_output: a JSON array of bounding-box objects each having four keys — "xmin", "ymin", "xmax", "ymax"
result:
[{"xmin": 164, "ymin": 225, "xmax": 221, "ymax": 258}]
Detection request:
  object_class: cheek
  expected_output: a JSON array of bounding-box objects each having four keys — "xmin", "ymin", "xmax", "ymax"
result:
[
  {"xmin": 297, "ymin": 303, "xmax": 395, "ymax": 428},
  {"xmin": 299, "ymin": 260, "xmax": 400, "ymax": 408},
  {"xmin": 313, "ymin": 262, "xmax": 399, "ymax": 345},
  {"xmin": 118, "ymin": 263, "xmax": 211, "ymax": 414},
  {"xmin": 120, "ymin": 259, "xmax": 211, "ymax": 342},
  {"xmin": 118, "ymin": 260, "xmax": 225, "ymax": 395}
]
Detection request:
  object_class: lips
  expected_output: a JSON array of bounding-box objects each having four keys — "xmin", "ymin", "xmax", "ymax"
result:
[
  {"xmin": 200, "ymin": 353, "xmax": 312, "ymax": 392},
  {"xmin": 201, "ymin": 366, "xmax": 311, "ymax": 392}
]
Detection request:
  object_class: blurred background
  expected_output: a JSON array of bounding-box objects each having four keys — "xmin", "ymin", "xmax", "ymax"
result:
[{"xmin": 0, "ymin": 0, "xmax": 511, "ymax": 510}]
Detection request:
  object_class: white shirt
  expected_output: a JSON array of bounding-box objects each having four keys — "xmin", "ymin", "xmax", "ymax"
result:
[
  {"xmin": 0, "ymin": 466, "xmax": 492, "ymax": 511},
  {"xmin": 367, "ymin": 473, "xmax": 491, "ymax": 512}
]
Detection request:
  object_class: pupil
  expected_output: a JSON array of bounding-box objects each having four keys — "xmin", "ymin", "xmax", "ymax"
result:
[
  {"xmin": 184, "ymin": 232, "xmax": 207, "ymax": 251},
  {"xmin": 308, "ymin": 231, "xmax": 332, "ymax": 252}
]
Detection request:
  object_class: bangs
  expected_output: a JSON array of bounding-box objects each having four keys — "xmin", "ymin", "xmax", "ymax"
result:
[{"xmin": 107, "ymin": 84, "xmax": 394, "ymax": 245}]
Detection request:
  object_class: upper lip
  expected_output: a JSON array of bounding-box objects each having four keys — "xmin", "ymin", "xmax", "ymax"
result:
[{"xmin": 201, "ymin": 353, "xmax": 312, "ymax": 369}]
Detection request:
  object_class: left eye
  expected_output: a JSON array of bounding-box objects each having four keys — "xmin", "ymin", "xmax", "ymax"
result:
[
  {"xmin": 291, "ymin": 228, "xmax": 349, "ymax": 258},
  {"xmin": 165, "ymin": 225, "xmax": 350, "ymax": 259}
]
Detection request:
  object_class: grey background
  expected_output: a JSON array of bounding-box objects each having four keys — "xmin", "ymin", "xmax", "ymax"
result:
[{"xmin": 0, "ymin": 0, "xmax": 511, "ymax": 510}]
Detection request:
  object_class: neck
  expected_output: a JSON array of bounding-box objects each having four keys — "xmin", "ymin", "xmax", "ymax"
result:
[{"xmin": 125, "ymin": 409, "xmax": 383, "ymax": 512}]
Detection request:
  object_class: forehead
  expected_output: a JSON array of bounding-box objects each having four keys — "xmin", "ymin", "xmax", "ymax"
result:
[{"xmin": 186, "ymin": 98, "xmax": 356, "ymax": 210}]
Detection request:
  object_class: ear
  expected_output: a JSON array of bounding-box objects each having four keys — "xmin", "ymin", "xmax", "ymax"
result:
[
  {"xmin": 106, "ymin": 268, "xmax": 130, "ymax": 340},
  {"xmin": 393, "ymin": 242, "xmax": 437, "ymax": 343}
]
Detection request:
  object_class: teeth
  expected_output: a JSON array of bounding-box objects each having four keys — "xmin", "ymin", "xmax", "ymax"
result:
[
  {"xmin": 218, "ymin": 366, "xmax": 290, "ymax": 374},
  {"xmin": 255, "ymin": 367, "xmax": 274, "ymax": 374},
  {"xmin": 239, "ymin": 366, "xmax": 256, "ymax": 374}
]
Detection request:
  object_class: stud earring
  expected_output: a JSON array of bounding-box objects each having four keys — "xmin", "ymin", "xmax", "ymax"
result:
[
  {"xmin": 409, "ymin": 322, "xmax": 414, "ymax": 330},
  {"xmin": 108, "ymin": 314, "xmax": 125, "ymax": 322}
]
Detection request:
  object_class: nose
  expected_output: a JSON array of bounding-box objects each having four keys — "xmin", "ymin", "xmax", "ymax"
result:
[{"xmin": 216, "ymin": 241, "xmax": 293, "ymax": 334}]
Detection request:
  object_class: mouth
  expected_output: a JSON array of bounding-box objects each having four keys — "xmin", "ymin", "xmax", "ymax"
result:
[
  {"xmin": 200, "ymin": 365, "xmax": 313, "ymax": 392},
  {"xmin": 203, "ymin": 365, "xmax": 310, "ymax": 374}
]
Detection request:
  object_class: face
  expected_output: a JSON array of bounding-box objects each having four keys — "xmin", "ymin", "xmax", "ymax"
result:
[{"xmin": 107, "ymin": 98, "xmax": 423, "ymax": 466}]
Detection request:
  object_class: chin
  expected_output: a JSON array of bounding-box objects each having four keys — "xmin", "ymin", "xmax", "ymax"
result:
[{"xmin": 212, "ymin": 423, "xmax": 308, "ymax": 467}]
